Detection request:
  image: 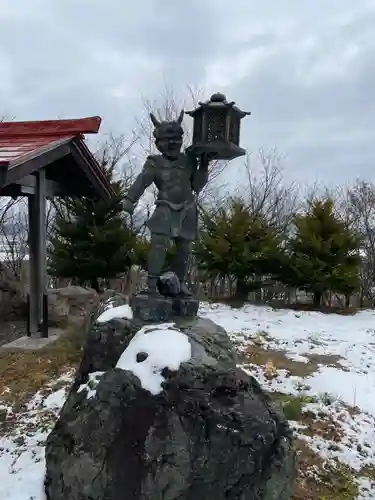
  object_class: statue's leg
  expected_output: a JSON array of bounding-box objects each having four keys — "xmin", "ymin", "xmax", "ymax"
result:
[
  {"xmin": 173, "ymin": 237, "xmax": 193, "ymax": 297},
  {"xmin": 147, "ymin": 233, "xmax": 169, "ymax": 294}
]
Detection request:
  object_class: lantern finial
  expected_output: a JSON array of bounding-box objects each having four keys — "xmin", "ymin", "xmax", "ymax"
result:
[{"xmin": 210, "ymin": 92, "xmax": 226, "ymax": 102}]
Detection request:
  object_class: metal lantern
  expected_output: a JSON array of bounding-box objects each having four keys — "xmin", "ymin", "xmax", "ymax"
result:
[{"xmin": 185, "ymin": 92, "xmax": 250, "ymax": 161}]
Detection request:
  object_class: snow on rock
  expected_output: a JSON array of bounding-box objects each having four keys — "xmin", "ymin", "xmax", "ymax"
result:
[
  {"xmin": 96, "ymin": 304, "xmax": 133, "ymax": 323},
  {"xmin": 116, "ymin": 323, "xmax": 191, "ymax": 395},
  {"xmin": 77, "ymin": 371, "xmax": 104, "ymax": 399}
]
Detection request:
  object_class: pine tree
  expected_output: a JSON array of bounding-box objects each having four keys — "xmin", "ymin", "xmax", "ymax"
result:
[
  {"xmin": 48, "ymin": 164, "xmax": 136, "ymax": 292},
  {"xmin": 282, "ymin": 198, "xmax": 361, "ymax": 306},
  {"xmin": 195, "ymin": 197, "xmax": 283, "ymax": 298}
]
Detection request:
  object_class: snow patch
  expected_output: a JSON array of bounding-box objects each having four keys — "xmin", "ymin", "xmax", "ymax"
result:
[
  {"xmin": 116, "ymin": 323, "xmax": 191, "ymax": 395},
  {"xmin": 96, "ymin": 304, "xmax": 133, "ymax": 323},
  {"xmin": 43, "ymin": 388, "xmax": 68, "ymax": 410},
  {"xmin": 77, "ymin": 371, "xmax": 104, "ymax": 399},
  {"xmin": 0, "ymin": 371, "xmax": 73, "ymax": 500},
  {"xmin": 0, "ymin": 436, "xmax": 46, "ymax": 500},
  {"xmin": 199, "ymin": 301, "xmax": 375, "ymax": 492},
  {"xmin": 0, "ymin": 403, "xmax": 12, "ymax": 418},
  {"xmin": 286, "ymin": 353, "xmax": 309, "ymax": 363}
]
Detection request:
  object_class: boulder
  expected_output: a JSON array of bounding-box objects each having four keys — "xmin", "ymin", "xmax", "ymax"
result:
[
  {"xmin": 47, "ymin": 286, "xmax": 100, "ymax": 328},
  {"xmin": 45, "ymin": 298, "xmax": 296, "ymax": 500},
  {"xmin": 0, "ymin": 267, "xmax": 27, "ymax": 319}
]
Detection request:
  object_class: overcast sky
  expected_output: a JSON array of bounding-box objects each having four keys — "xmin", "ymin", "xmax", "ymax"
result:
[{"xmin": 1, "ymin": 0, "xmax": 375, "ymax": 188}]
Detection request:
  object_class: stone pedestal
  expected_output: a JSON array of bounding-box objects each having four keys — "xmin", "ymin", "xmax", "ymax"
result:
[
  {"xmin": 130, "ymin": 293, "xmax": 199, "ymax": 322},
  {"xmin": 172, "ymin": 296, "xmax": 199, "ymax": 317}
]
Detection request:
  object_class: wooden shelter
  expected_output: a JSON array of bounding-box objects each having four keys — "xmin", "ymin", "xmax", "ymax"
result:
[{"xmin": 0, "ymin": 116, "xmax": 113, "ymax": 337}]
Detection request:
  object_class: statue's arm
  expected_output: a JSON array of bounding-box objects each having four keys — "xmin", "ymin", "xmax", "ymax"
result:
[
  {"xmin": 191, "ymin": 154, "xmax": 210, "ymax": 194},
  {"xmin": 123, "ymin": 157, "xmax": 155, "ymax": 213}
]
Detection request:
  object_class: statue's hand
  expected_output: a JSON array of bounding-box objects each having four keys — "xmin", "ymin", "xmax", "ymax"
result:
[
  {"xmin": 122, "ymin": 199, "xmax": 135, "ymax": 215},
  {"xmin": 200, "ymin": 152, "xmax": 217, "ymax": 169}
]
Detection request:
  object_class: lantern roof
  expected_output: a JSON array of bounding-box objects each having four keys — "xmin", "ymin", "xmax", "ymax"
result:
[{"xmin": 185, "ymin": 92, "xmax": 251, "ymax": 118}]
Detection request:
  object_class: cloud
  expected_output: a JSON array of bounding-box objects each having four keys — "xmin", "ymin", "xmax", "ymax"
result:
[{"xmin": 0, "ymin": 0, "xmax": 374, "ymax": 187}]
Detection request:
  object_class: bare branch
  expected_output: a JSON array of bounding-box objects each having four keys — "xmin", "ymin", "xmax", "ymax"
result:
[
  {"xmin": 345, "ymin": 180, "xmax": 375, "ymax": 301},
  {"xmin": 241, "ymin": 148, "xmax": 299, "ymax": 232},
  {"xmin": 95, "ymin": 132, "xmax": 139, "ymax": 176}
]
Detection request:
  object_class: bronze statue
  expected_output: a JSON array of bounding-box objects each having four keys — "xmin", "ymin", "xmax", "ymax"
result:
[{"xmin": 123, "ymin": 111, "xmax": 211, "ymax": 297}]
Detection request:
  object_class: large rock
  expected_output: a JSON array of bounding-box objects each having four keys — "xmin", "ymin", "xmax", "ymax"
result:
[
  {"xmin": 45, "ymin": 297, "xmax": 296, "ymax": 500},
  {"xmin": 0, "ymin": 266, "xmax": 27, "ymax": 319},
  {"xmin": 47, "ymin": 286, "xmax": 100, "ymax": 328}
]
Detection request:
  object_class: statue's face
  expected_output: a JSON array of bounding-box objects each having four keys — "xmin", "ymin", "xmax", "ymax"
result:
[
  {"xmin": 156, "ymin": 136, "xmax": 182, "ymax": 159},
  {"xmin": 155, "ymin": 122, "xmax": 183, "ymax": 159}
]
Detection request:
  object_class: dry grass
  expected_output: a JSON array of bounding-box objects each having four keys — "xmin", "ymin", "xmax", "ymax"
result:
[
  {"xmin": 243, "ymin": 333, "xmax": 367, "ymax": 499},
  {"xmin": 272, "ymin": 395, "xmax": 362, "ymax": 499},
  {"xmin": 270, "ymin": 384, "xmax": 371, "ymax": 499},
  {"xmin": 0, "ymin": 330, "xmax": 82, "ymax": 408},
  {"xmin": 244, "ymin": 340, "xmax": 343, "ymax": 378},
  {"xmin": 292, "ymin": 440, "xmax": 359, "ymax": 500}
]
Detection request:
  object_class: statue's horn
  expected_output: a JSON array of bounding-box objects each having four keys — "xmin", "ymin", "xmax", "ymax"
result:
[
  {"xmin": 177, "ymin": 109, "xmax": 184, "ymax": 124},
  {"xmin": 150, "ymin": 113, "xmax": 161, "ymax": 127}
]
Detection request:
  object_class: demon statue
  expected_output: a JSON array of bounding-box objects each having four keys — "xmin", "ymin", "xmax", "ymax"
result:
[{"xmin": 123, "ymin": 111, "xmax": 211, "ymax": 297}]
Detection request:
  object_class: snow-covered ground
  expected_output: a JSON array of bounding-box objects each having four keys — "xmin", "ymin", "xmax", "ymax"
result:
[
  {"xmin": 0, "ymin": 373, "xmax": 73, "ymax": 500},
  {"xmin": 199, "ymin": 302, "xmax": 375, "ymax": 499},
  {"xmin": 1, "ymin": 302, "xmax": 375, "ymax": 499}
]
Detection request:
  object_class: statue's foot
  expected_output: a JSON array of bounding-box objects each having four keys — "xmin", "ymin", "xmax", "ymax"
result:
[{"xmin": 179, "ymin": 282, "xmax": 193, "ymax": 297}]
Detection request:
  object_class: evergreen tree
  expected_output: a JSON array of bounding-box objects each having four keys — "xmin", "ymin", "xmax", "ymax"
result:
[
  {"xmin": 48, "ymin": 164, "xmax": 136, "ymax": 292},
  {"xmin": 281, "ymin": 198, "xmax": 361, "ymax": 306},
  {"xmin": 195, "ymin": 197, "xmax": 283, "ymax": 298}
]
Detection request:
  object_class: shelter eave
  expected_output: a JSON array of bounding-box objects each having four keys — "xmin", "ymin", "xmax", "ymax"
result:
[{"xmin": 1, "ymin": 137, "xmax": 114, "ymax": 201}]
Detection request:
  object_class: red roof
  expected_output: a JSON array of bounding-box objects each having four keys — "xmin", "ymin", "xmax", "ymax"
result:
[{"xmin": 0, "ymin": 116, "xmax": 101, "ymax": 167}]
